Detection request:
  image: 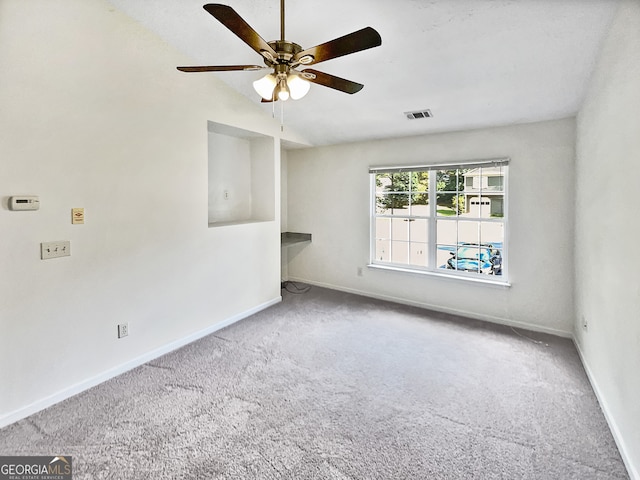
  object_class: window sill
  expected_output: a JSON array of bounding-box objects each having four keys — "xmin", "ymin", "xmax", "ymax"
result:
[{"xmin": 367, "ymin": 263, "xmax": 511, "ymax": 287}]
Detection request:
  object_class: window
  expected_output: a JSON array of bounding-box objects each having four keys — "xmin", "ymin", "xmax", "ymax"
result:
[
  {"xmin": 370, "ymin": 159, "xmax": 508, "ymax": 281},
  {"xmin": 487, "ymin": 176, "xmax": 503, "ymax": 189}
]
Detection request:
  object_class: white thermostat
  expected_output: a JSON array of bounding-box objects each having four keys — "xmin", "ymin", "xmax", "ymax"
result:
[{"xmin": 9, "ymin": 196, "xmax": 40, "ymax": 211}]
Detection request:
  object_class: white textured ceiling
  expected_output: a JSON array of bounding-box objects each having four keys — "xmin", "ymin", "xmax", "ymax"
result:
[{"xmin": 107, "ymin": 0, "xmax": 619, "ymax": 146}]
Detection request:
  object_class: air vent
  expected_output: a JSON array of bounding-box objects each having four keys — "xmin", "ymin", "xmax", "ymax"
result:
[{"xmin": 405, "ymin": 109, "xmax": 433, "ymax": 120}]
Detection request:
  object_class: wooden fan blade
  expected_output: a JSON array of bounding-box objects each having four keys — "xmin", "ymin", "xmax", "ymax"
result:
[
  {"xmin": 177, "ymin": 65, "xmax": 265, "ymax": 72},
  {"xmin": 293, "ymin": 27, "xmax": 381, "ymax": 66},
  {"xmin": 302, "ymin": 69, "xmax": 364, "ymax": 94},
  {"xmin": 203, "ymin": 4, "xmax": 278, "ymax": 61}
]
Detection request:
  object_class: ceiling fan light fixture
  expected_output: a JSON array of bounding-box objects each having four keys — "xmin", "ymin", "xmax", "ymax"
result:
[
  {"xmin": 253, "ymin": 73, "xmax": 278, "ymax": 100},
  {"xmin": 287, "ymin": 74, "xmax": 311, "ymax": 100},
  {"xmin": 179, "ymin": 2, "xmax": 382, "ymax": 107}
]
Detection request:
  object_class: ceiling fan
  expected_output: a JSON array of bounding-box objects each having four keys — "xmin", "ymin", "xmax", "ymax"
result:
[{"xmin": 177, "ymin": 1, "xmax": 382, "ymax": 102}]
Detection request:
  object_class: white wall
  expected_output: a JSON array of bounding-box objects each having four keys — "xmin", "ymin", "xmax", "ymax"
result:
[
  {"xmin": 280, "ymin": 150, "xmax": 289, "ymax": 281},
  {"xmin": 250, "ymin": 137, "xmax": 277, "ymax": 223},
  {"xmin": 0, "ymin": 0, "xmax": 307, "ymax": 425},
  {"xmin": 208, "ymin": 133, "xmax": 253, "ymax": 223},
  {"xmin": 286, "ymin": 118, "xmax": 576, "ymax": 336},
  {"xmin": 575, "ymin": 0, "xmax": 640, "ymax": 477}
]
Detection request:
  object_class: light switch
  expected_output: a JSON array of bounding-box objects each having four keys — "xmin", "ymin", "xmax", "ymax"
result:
[{"xmin": 41, "ymin": 241, "xmax": 71, "ymax": 260}]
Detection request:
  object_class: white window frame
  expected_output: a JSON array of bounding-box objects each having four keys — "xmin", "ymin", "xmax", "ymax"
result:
[{"xmin": 369, "ymin": 159, "xmax": 509, "ymax": 284}]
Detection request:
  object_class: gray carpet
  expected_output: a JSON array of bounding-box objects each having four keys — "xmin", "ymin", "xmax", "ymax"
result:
[{"xmin": 0, "ymin": 286, "xmax": 628, "ymax": 479}]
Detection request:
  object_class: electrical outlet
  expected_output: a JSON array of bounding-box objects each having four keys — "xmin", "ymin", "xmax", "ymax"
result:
[
  {"xmin": 357, "ymin": 267, "xmax": 363, "ymax": 277},
  {"xmin": 582, "ymin": 315, "xmax": 588, "ymax": 331},
  {"xmin": 117, "ymin": 323, "xmax": 129, "ymax": 338}
]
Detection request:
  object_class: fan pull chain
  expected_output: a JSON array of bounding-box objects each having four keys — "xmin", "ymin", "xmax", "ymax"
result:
[{"xmin": 280, "ymin": 101, "xmax": 284, "ymax": 132}]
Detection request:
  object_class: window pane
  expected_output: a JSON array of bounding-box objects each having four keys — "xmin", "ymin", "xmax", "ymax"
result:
[
  {"xmin": 391, "ymin": 218, "xmax": 409, "ymax": 241},
  {"xmin": 391, "ymin": 241, "xmax": 409, "ymax": 264},
  {"xmin": 458, "ymin": 221, "xmax": 480, "ymax": 245},
  {"xmin": 437, "ymin": 219, "xmax": 457, "ymax": 245},
  {"xmin": 462, "ymin": 168, "xmax": 480, "ymax": 193},
  {"xmin": 436, "ymin": 193, "xmax": 458, "ymax": 217},
  {"xmin": 391, "ymin": 172, "xmax": 412, "ymax": 192},
  {"xmin": 409, "ymin": 219, "xmax": 428, "ymax": 243},
  {"xmin": 467, "ymin": 196, "xmax": 485, "ymax": 217},
  {"xmin": 437, "ymin": 245, "xmax": 456, "ymax": 270},
  {"xmin": 480, "ymin": 222, "xmax": 504, "ymax": 248},
  {"xmin": 466, "ymin": 195, "xmax": 503, "ymax": 218},
  {"xmin": 455, "ymin": 245, "xmax": 482, "ymax": 273},
  {"xmin": 375, "ymin": 217, "xmax": 391, "ymax": 240},
  {"xmin": 376, "ymin": 193, "xmax": 409, "ymax": 214},
  {"xmin": 489, "ymin": 194, "xmax": 504, "ymax": 217},
  {"xmin": 375, "ymin": 173, "xmax": 392, "ymax": 192},
  {"xmin": 375, "ymin": 239, "xmax": 390, "ymax": 262},
  {"xmin": 411, "ymin": 171, "xmax": 429, "ymax": 191},
  {"xmin": 436, "ymin": 170, "xmax": 462, "ymax": 193},
  {"xmin": 409, "ymin": 242, "xmax": 428, "ymax": 267},
  {"xmin": 410, "ymin": 193, "xmax": 429, "ymax": 216},
  {"xmin": 486, "ymin": 166, "xmax": 504, "ymax": 192},
  {"xmin": 450, "ymin": 244, "xmax": 501, "ymax": 275},
  {"xmin": 437, "ymin": 168, "xmax": 464, "ymax": 216},
  {"xmin": 490, "ymin": 249, "xmax": 504, "ymax": 275}
]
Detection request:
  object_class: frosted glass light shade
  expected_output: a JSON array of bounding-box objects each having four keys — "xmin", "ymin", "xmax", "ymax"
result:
[
  {"xmin": 287, "ymin": 74, "xmax": 311, "ymax": 100},
  {"xmin": 253, "ymin": 74, "xmax": 277, "ymax": 100}
]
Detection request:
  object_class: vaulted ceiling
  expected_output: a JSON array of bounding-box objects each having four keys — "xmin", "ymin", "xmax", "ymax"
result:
[{"xmin": 107, "ymin": 0, "xmax": 620, "ymax": 146}]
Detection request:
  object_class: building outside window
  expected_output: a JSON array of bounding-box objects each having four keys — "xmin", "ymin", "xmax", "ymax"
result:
[{"xmin": 370, "ymin": 159, "xmax": 508, "ymax": 281}]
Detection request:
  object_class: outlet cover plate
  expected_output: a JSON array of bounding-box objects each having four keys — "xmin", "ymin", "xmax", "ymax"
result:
[{"xmin": 118, "ymin": 323, "xmax": 129, "ymax": 338}]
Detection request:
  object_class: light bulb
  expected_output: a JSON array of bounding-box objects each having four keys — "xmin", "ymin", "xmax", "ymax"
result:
[
  {"xmin": 276, "ymin": 78, "xmax": 290, "ymax": 101},
  {"xmin": 287, "ymin": 74, "xmax": 311, "ymax": 100},
  {"xmin": 253, "ymin": 74, "xmax": 277, "ymax": 100}
]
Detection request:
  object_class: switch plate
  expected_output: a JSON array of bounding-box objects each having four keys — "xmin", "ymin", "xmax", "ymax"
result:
[{"xmin": 41, "ymin": 241, "xmax": 71, "ymax": 259}]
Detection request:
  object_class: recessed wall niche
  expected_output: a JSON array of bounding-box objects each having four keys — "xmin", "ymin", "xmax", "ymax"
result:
[{"xmin": 207, "ymin": 121, "xmax": 276, "ymax": 227}]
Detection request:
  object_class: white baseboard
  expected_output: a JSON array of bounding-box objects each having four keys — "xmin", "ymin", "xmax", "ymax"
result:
[
  {"xmin": 573, "ymin": 339, "xmax": 638, "ymax": 480},
  {"xmin": 287, "ymin": 276, "xmax": 573, "ymax": 338},
  {"xmin": 0, "ymin": 296, "xmax": 282, "ymax": 429}
]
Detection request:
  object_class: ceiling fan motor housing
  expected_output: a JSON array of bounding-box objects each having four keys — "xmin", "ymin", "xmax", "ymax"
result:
[{"xmin": 266, "ymin": 41, "xmax": 305, "ymax": 65}]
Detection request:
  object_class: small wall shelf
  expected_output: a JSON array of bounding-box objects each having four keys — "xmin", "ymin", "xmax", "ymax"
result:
[
  {"xmin": 207, "ymin": 121, "xmax": 275, "ymax": 227},
  {"xmin": 281, "ymin": 232, "xmax": 311, "ymax": 246}
]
